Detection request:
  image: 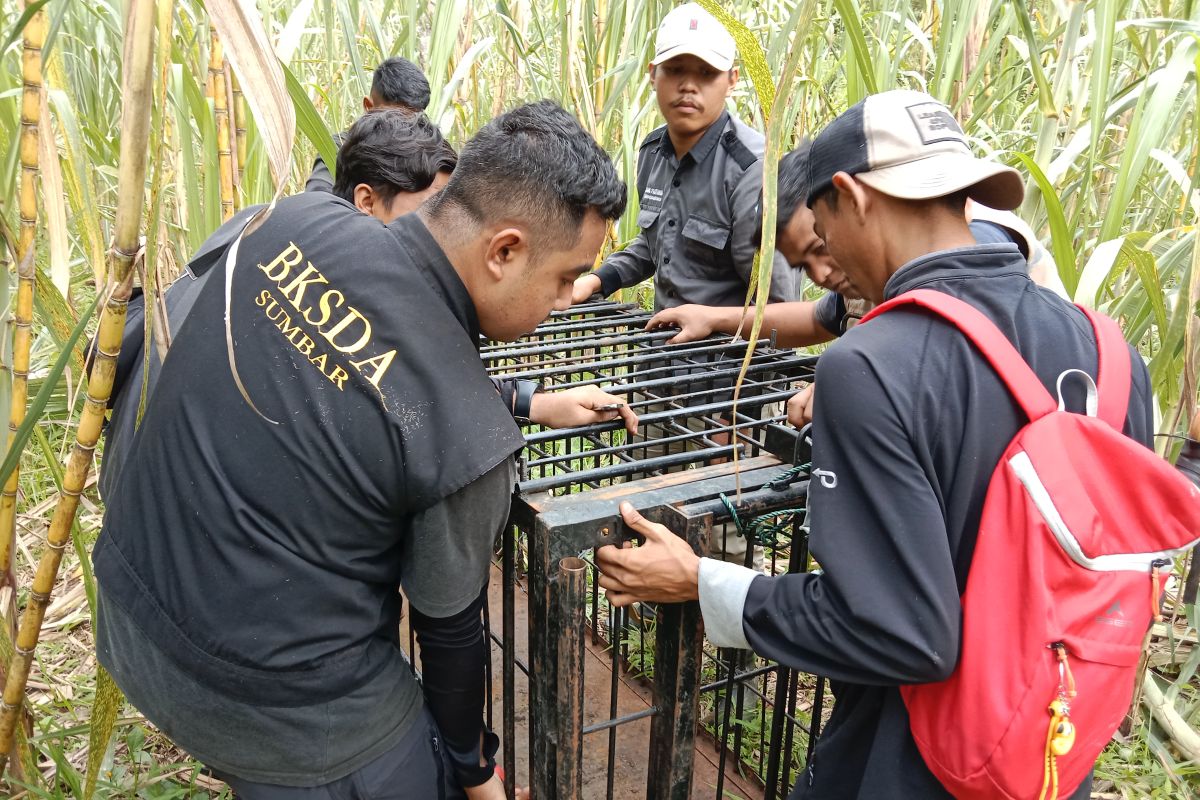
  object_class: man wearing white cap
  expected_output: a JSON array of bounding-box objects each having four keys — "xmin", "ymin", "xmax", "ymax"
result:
[
  {"xmin": 570, "ymin": 2, "xmax": 795, "ymax": 309},
  {"xmin": 594, "ymin": 90, "xmax": 1153, "ymax": 798}
]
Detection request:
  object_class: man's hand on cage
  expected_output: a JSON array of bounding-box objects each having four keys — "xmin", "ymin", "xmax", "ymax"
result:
[
  {"xmin": 529, "ymin": 385, "xmax": 638, "ymax": 435},
  {"xmin": 596, "ymin": 502, "xmax": 700, "ymax": 605},
  {"xmin": 787, "ymin": 381, "xmax": 814, "ymax": 427},
  {"xmin": 645, "ymin": 303, "xmax": 729, "ymax": 344},
  {"xmin": 570, "ymin": 273, "xmax": 603, "ymax": 305}
]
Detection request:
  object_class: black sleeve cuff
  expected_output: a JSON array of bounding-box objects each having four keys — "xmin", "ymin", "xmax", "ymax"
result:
[
  {"xmin": 443, "ymin": 729, "xmax": 500, "ymax": 788},
  {"xmin": 512, "ymin": 379, "xmax": 542, "ymax": 423},
  {"xmin": 595, "ymin": 264, "xmax": 625, "ymax": 299}
]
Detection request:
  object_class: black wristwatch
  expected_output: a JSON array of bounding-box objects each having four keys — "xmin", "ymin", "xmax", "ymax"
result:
[{"xmin": 512, "ymin": 379, "xmax": 543, "ymax": 424}]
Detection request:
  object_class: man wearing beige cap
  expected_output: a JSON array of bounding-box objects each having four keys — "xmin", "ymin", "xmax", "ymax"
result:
[
  {"xmin": 571, "ymin": 2, "xmax": 795, "ymax": 309},
  {"xmin": 595, "ymin": 90, "xmax": 1153, "ymax": 798}
]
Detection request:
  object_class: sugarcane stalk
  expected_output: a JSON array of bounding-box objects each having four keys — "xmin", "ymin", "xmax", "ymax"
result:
[
  {"xmin": 0, "ymin": 0, "xmax": 157, "ymax": 779},
  {"xmin": 210, "ymin": 32, "xmax": 235, "ymax": 221},
  {"xmin": 0, "ymin": 6, "xmax": 48, "ymax": 592},
  {"xmin": 232, "ymin": 70, "xmax": 247, "ymax": 200},
  {"xmin": 224, "ymin": 60, "xmax": 241, "ymax": 203}
]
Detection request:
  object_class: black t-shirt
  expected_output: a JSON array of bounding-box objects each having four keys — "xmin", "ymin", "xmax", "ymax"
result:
[{"xmin": 94, "ymin": 192, "xmax": 524, "ymax": 708}]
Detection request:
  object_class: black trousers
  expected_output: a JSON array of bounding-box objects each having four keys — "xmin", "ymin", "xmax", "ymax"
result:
[{"xmin": 213, "ymin": 709, "xmax": 467, "ymax": 800}]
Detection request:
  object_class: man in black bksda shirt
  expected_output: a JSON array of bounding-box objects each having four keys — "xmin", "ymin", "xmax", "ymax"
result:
[{"xmin": 94, "ymin": 101, "xmax": 628, "ymax": 800}]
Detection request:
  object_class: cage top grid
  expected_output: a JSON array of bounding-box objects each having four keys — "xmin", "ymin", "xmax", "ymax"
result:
[{"xmin": 485, "ymin": 303, "xmax": 815, "ymax": 495}]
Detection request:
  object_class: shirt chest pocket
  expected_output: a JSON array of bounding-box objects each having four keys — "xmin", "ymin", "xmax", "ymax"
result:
[
  {"xmin": 680, "ymin": 214, "xmax": 731, "ymax": 273},
  {"xmin": 637, "ymin": 207, "xmax": 661, "ymax": 232}
]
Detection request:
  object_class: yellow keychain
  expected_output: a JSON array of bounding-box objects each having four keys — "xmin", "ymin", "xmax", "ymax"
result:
[
  {"xmin": 1040, "ymin": 645, "xmax": 1079, "ymax": 800},
  {"xmin": 1048, "ymin": 698, "xmax": 1076, "ymax": 756}
]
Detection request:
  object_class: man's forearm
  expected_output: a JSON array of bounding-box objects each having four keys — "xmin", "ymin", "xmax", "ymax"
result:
[{"xmin": 726, "ymin": 301, "xmax": 834, "ymax": 348}]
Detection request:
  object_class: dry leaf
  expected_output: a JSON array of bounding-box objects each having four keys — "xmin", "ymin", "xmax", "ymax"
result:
[{"xmin": 38, "ymin": 91, "xmax": 71, "ymax": 299}]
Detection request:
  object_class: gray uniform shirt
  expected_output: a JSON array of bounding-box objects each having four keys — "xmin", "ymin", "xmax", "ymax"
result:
[{"xmin": 593, "ymin": 112, "xmax": 796, "ymax": 311}]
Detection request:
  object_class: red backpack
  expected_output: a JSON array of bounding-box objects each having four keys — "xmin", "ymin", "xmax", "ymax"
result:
[{"xmin": 860, "ymin": 289, "xmax": 1200, "ymax": 800}]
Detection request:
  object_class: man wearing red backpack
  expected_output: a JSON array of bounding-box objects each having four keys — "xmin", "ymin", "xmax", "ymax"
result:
[{"xmin": 596, "ymin": 90, "xmax": 1200, "ymax": 799}]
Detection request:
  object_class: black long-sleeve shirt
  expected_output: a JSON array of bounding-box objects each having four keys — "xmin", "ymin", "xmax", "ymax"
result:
[{"xmin": 698, "ymin": 243, "xmax": 1153, "ymax": 799}]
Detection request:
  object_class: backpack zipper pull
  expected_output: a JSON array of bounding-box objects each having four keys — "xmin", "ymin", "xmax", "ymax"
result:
[
  {"xmin": 1040, "ymin": 644, "xmax": 1077, "ymax": 800},
  {"xmin": 1150, "ymin": 559, "xmax": 1171, "ymax": 623},
  {"xmin": 1051, "ymin": 643, "xmax": 1076, "ymax": 699}
]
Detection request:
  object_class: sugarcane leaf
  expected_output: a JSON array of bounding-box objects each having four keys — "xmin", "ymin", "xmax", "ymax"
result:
[
  {"xmin": 830, "ymin": 0, "xmax": 879, "ymax": 97},
  {"xmin": 33, "ymin": 266, "xmax": 85, "ymax": 375},
  {"xmin": 83, "ymin": 665, "xmax": 124, "ymax": 799},
  {"xmin": 275, "ymin": 0, "xmax": 316, "ymax": 66},
  {"xmin": 37, "ymin": 92, "xmax": 71, "ymax": 299},
  {"xmin": 284, "ymin": 64, "xmax": 338, "ymax": 179},
  {"xmin": 1010, "ymin": 0, "xmax": 1056, "ymax": 117},
  {"xmin": 334, "ymin": 0, "xmax": 368, "ymax": 97},
  {"xmin": 1120, "ymin": 239, "xmax": 1170, "ymax": 341},
  {"xmin": 1012, "ymin": 153, "xmax": 1079, "ymax": 298},
  {"xmin": 695, "ymin": 0, "xmax": 777, "ymax": 116},
  {"xmin": 0, "ymin": 291, "xmax": 100, "ymax": 491}
]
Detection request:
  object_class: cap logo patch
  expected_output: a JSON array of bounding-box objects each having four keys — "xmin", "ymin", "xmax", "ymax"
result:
[
  {"xmin": 689, "ymin": 18, "xmax": 698, "ymax": 29},
  {"xmin": 906, "ymin": 101, "xmax": 966, "ymax": 146}
]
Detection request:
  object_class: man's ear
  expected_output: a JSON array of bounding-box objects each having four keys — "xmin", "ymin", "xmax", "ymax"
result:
[
  {"xmin": 362, "ymin": 95, "xmax": 374, "ymax": 112},
  {"xmin": 483, "ymin": 227, "xmax": 528, "ymax": 281},
  {"xmin": 831, "ymin": 172, "xmax": 870, "ymax": 225},
  {"xmin": 726, "ymin": 67, "xmax": 739, "ymax": 96},
  {"xmin": 647, "ymin": 63, "xmax": 657, "ymax": 80},
  {"xmin": 353, "ymin": 183, "xmax": 376, "ymax": 215}
]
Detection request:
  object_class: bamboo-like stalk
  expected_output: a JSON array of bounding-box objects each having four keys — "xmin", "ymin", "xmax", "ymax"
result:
[
  {"xmin": 0, "ymin": 0, "xmax": 158, "ymax": 779},
  {"xmin": 0, "ymin": 7, "xmax": 48, "ymax": 592},
  {"xmin": 232, "ymin": 70, "xmax": 247, "ymax": 199},
  {"xmin": 224, "ymin": 60, "xmax": 241, "ymax": 203},
  {"xmin": 210, "ymin": 32, "xmax": 235, "ymax": 221}
]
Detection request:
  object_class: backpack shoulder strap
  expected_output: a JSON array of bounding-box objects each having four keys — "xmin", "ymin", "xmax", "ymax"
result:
[
  {"xmin": 860, "ymin": 289, "xmax": 1057, "ymax": 422},
  {"xmin": 1075, "ymin": 305, "xmax": 1131, "ymax": 430}
]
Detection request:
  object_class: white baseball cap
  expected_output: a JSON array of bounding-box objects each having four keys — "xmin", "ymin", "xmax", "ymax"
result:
[
  {"xmin": 650, "ymin": 3, "xmax": 737, "ymax": 72},
  {"xmin": 807, "ymin": 89, "xmax": 1024, "ymax": 210}
]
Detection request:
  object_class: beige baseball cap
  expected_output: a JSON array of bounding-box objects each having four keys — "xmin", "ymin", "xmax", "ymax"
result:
[
  {"xmin": 650, "ymin": 3, "xmax": 737, "ymax": 72},
  {"xmin": 807, "ymin": 89, "xmax": 1024, "ymax": 211}
]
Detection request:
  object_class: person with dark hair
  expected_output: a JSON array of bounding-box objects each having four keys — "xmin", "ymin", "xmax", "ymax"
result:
[
  {"xmin": 595, "ymin": 89, "xmax": 1152, "ymax": 800},
  {"xmin": 366, "ymin": 56, "xmax": 432, "ymax": 112},
  {"xmin": 331, "ymin": 109, "xmax": 457, "ymax": 217},
  {"xmin": 93, "ymin": 100, "xmax": 630, "ymax": 800},
  {"xmin": 569, "ymin": 3, "xmax": 796, "ymax": 310},
  {"xmin": 306, "ymin": 56, "xmax": 434, "ymax": 193}
]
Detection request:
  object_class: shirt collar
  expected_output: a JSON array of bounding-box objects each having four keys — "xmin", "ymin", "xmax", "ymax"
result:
[
  {"xmin": 884, "ymin": 243, "xmax": 1027, "ymax": 301},
  {"xmin": 388, "ymin": 214, "xmax": 484, "ymax": 345},
  {"xmin": 656, "ymin": 110, "xmax": 731, "ymax": 165}
]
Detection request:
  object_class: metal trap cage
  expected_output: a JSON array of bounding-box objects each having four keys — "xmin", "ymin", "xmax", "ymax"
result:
[{"xmin": 480, "ymin": 302, "xmax": 829, "ymax": 799}]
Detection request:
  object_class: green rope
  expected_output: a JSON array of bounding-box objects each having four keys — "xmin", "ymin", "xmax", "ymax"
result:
[{"xmin": 719, "ymin": 463, "xmax": 812, "ymax": 549}]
